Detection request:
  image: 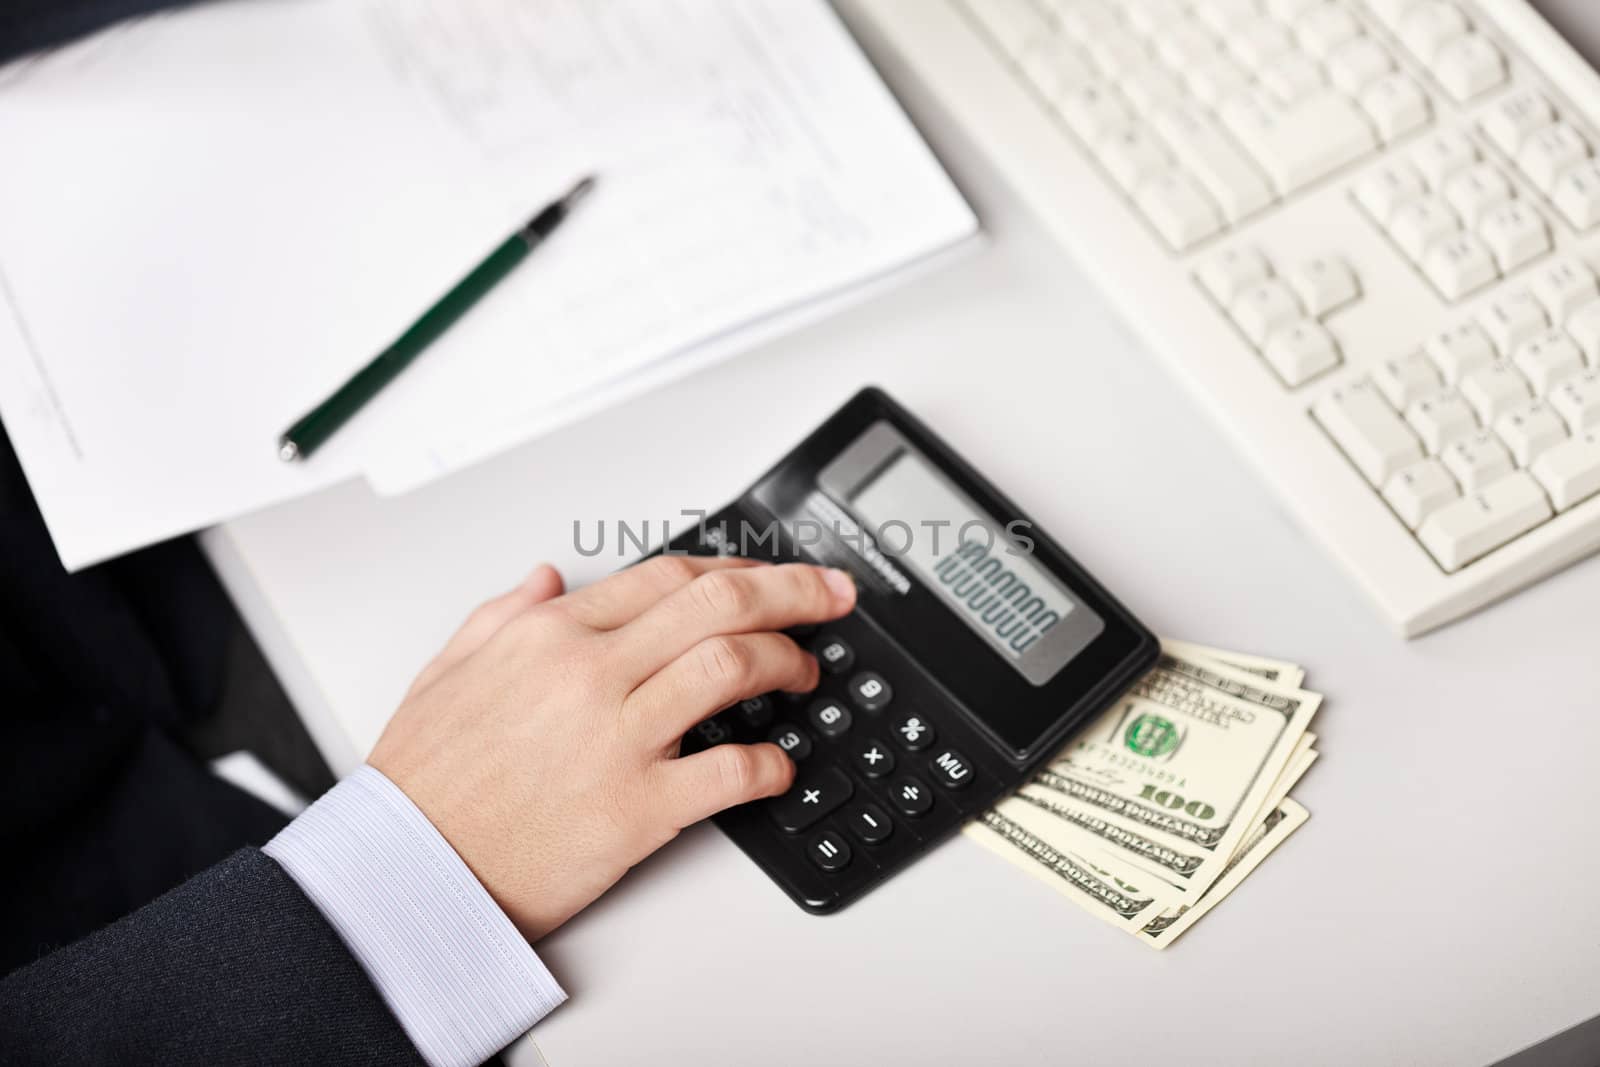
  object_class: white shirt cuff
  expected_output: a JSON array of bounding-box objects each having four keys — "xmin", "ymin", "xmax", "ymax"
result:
[{"xmin": 263, "ymin": 764, "xmax": 565, "ymax": 1067}]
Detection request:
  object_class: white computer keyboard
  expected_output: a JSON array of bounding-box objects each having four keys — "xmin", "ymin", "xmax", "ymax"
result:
[{"xmin": 853, "ymin": 0, "xmax": 1600, "ymax": 634}]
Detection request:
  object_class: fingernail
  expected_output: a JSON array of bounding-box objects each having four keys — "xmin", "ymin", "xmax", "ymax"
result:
[{"xmin": 822, "ymin": 567, "xmax": 855, "ymax": 605}]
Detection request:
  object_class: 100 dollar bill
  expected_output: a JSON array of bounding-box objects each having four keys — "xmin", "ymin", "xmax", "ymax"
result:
[{"xmin": 1032, "ymin": 644, "xmax": 1320, "ymax": 900}]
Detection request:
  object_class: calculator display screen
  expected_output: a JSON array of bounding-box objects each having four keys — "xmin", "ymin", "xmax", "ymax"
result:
[
  {"xmin": 817, "ymin": 422, "xmax": 1105, "ymax": 687},
  {"xmin": 848, "ymin": 452, "xmax": 1078, "ymax": 663}
]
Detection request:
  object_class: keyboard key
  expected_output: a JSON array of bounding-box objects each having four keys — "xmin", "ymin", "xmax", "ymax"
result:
[
  {"xmin": 813, "ymin": 634, "xmax": 855, "ymax": 674},
  {"xmin": 1229, "ymin": 19, "xmax": 1295, "ymax": 69},
  {"xmin": 1388, "ymin": 197, "xmax": 1459, "ymax": 260},
  {"xmin": 1478, "ymin": 289, "xmax": 1548, "ymax": 355},
  {"xmin": 1430, "ymin": 34, "xmax": 1505, "ymax": 102},
  {"xmin": 1424, "ymin": 321, "xmax": 1497, "ymax": 381},
  {"xmin": 1439, "ymin": 430, "xmax": 1514, "ymax": 492},
  {"xmin": 889, "ymin": 776, "xmax": 934, "ymax": 818},
  {"xmin": 1220, "ymin": 90, "xmax": 1377, "ymax": 194},
  {"xmin": 929, "ymin": 748, "xmax": 977, "ymax": 790},
  {"xmin": 1135, "ymin": 172, "xmax": 1223, "ymax": 249},
  {"xmin": 1313, "ymin": 379, "xmax": 1425, "ymax": 483},
  {"xmin": 1458, "ymin": 361, "xmax": 1532, "ymax": 423},
  {"xmin": 1365, "ymin": 0, "xmax": 1420, "ymax": 29},
  {"xmin": 1055, "ymin": 2, "xmax": 1119, "ymax": 40},
  {"xmin": 769, "ymin": 724, "xmax": 813, "ymax": 762},
  {"xmin": 1553, "ymin": 160, "xmax": 1600, "ymax": 230},
  {"xmin": 1517, "ymin": 123, "xmax": 1590, "ymax": 193},
  {"xmin": 1151, "ymin": 102, "xmax": 1273, "ymax": 221},
  {"xmin": 769, "ymin": 766, "xmax": 851, "ymax": 833},
  {"xmin": 1155, "ymin": 18, "xmax": 1220, "ymax": 66},
  {"xmin": 1383, "ymin": 458, "xmax": 1460, "ymax": 528},
  {"xmin": 1481, "ymin": 89, "xmax": 1554, "ymax": 155},
  {"xmin": 1531, "ymin": 428, "xmax": 1600, "ymax": 510},
  {"xmin": 1530, "ymin": 259, "xmax": 1599, "ymax": 323},
  {"xmin": 1267, "ymin": 0, "xmax": 1322, "ymax": 18},
  {"xmin": 1258, "ymin": 52, "xmax": 1323, "ymax": 104},
  {"xmin": 1186, "ymin": 55, "xmax": 1253, "ymax": 106},
  {"xmin": 1056, "ymin": 84, "xmax": 1135, "ymax": 141},
  {"xmin": 1373, "ymin": 351, "xmax": 1442, "ymax": 408},
  {"xmin": 1098, "ymin": 125, "xmax": 1173, "ymax": 190},
  {"xmin": 1422, "ymin": 232, "xmax": 1497, "ymax": 300},
  {"xmin": 848, "ymin": 671, "xmax": 893, "ymax": 712},
  {"xmin": 1417, "ymin": 471, "xmax": 1552, "ymax": 570},
  {"xmin": 1565, "ymin": 302, "xmax": 1600, "ymax": 364},
  {"xmin": 852, "ymin": 738, "xmax": 896, "ymax": 779},
  {"xmin": 1264, "ymin": 319, "xmax": 1341, "ymax": 385},
  {"xmin": 891, "ymin": 712, "xmax": 936, "ymax": 751},
  {"xmin": 1085, "ymin": 27, "xmax": 1150, "ymax": 76},
  {"xmin": 808, "ymin": 697, "xmax": 853, "ymax": 739},
  {"xmin": 1441, "ymin": 163, "xmax": 1513, "ymax": 227},
  {"xmin": 1198, "ymin": 245, "xmax": 1272, "ymax": 305},
  {"xmin": 808, "ymin": 830, "xmax": 851, "ymax": 871},
  {"xmin": 1406, "ymin": 387, "xmax": 1478, "ymax": 452},
  {"xmin": 1477, "ymin": 201, "xmax": 1550, "ymax": 273},
  {"xmin": 1327, "ymin": 37, "xmax": 1393, "ymax": 95},
  {"xmin": 1231, "ymin": 279, "xmax": 1303, "ymax": 344},
  {"xmin": 1295, "ymin": 4, "xmax": 1362, "ymax": 58},
  {"xmin": 1410, "ymin": 128, "xmax": 1477, "ymax": 187},
  {"xmin": 1288, "ymin": 255, "xmax": 1359, "ymax": 315},
  {"xmin": 1512, "ymin": 330, "xmax": 1586, "ymax": 394},
  {"xmin": 1119, "ymin": 62, "xmax": 1187, "ymax": 114},
  {"xmin": 1396, "ymin": 1, "xmax": 1468, "ymax": 63},
  {"xmin": 1016, "ymin": 37, "xmax": 1095, "ymax": 100},
  {"xmin": 1355, "ymin": 160, "xmax": 1426, "ymax": 223},
  {"xmin": 845, "ymin": 804, "xmax": 894, "ymax": 845},
  {"xmin": 1127, "ymin": 0, "xmax": 1191, "ymax": 35},
  {"xmin": 1360, "ymin": 73, "xmax": 1430, "ymax": 142},
  {"xmin": 1550, "ymin": 371, "xmax": 1600, "ymax": 432},
  {"xmin": 969, "ymin": 0, "xmax": 1050, "ymax": 53},
  {"xmin": 1495, "ymin": 401, "xmax": 1568, "ymax": 465}
]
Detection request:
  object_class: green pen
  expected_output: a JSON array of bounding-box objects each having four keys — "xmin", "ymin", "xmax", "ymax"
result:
[{"xmin": 278, "ymin": 175, "xmax": 596, "ymax": 462}]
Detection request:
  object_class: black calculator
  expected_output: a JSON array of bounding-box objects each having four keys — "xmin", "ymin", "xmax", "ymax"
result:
[{"xmin": 672, "ymin": 388, "xmax": 1156, "ymax": 914}]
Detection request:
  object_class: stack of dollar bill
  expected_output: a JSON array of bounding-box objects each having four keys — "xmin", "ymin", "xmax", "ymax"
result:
[{"xmin": 965, "ymin": 639, "xmax": 1320, "ymax": 949}]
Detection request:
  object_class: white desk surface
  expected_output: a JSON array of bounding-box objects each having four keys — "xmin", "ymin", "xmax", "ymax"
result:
[{"xmin": 203, "ymin": 8, "xmax": 1600, "ymax": 1064}]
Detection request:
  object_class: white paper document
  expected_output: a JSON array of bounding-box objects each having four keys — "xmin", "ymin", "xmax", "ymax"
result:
[{"xmin": 0, "ymin": 0, "xmax": 975, "ymax": 569}]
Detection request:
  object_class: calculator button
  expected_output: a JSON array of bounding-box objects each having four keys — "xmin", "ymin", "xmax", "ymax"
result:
[
  {"xmin": 928, "ymin": 748, "xmax": 976, "ymax": 790},
  {"xmin": 846, "ymin": 804, "xmax": 894, "ymax": 845},
  {"xmin": 768, "ymin": 724, "xmax": 812, "ymax": 761},
  {"xmin": 736, "ymin": 696, "xmax": 774, "ymax": 730},
  {"xmin": 807, "ymin": 698, "xmax": 853, "ymax": 739},
  {"xmin": 808, "ymin": 830, "xmax": 852, "ymax": 872},
  {"xmin": 889, "ymin": 776, "xmax": 934, "ymax": 818},
  {"xmin": 891, "ymin": 713, "xmax": 935, "ymax": 752},
  {"xmin": 847, "ymin": 671, "xmax": 893, "ymax": 712},
  {"xmin": 852, "ymin": 739, "xmax": 896, "ymax": 779},
  {"xmin": 769, "ymin": 767, "xmax": 852, "ymax": 833},
  {"xmin": 692, "ymin": 717, "xmax": 733, "ymax": 747},
  {"xmin": 812, "ymin": 634, "xmax": 855, "ymax": 675}
]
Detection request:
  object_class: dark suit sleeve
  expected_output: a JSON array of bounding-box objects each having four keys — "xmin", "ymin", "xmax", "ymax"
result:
[{"xmin": 0, "ymin": 848, "xmax": 427, "ymax": 1067}]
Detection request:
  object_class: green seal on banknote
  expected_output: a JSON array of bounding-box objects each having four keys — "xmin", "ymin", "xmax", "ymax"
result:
[{"xmin": 1124, "ymin": 713, "xmax": 1181, "ymax": 757}]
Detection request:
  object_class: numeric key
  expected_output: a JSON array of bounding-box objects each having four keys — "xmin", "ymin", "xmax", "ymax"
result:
[
  {"xmin": 807, "ymin": 698, "xmax": 853, "ymax": 739},
  {"xmin": 848, "ymin": 671, "xmax": 893, "ymax": 712},
  {"xmin": 812, "ymin": 634, "xmax": 854, "ymax": 674}
]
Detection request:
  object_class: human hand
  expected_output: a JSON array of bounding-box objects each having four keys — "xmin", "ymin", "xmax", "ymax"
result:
[{"xmin": 368, "ymin": 556, "xmax": 856, "ymax": 940}]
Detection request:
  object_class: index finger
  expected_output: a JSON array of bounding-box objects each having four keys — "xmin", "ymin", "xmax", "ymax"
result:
[
  {"xmin": 616, "ymin": 563, "xmax": 856, "ymax": 679},
  {"xmin": 560, "ymin": 553, "xmax": 763, "ymax": 630}
]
